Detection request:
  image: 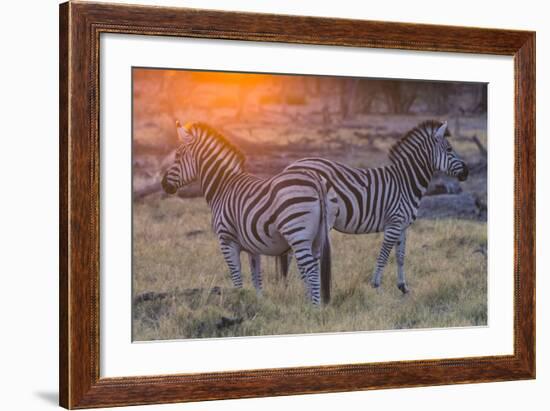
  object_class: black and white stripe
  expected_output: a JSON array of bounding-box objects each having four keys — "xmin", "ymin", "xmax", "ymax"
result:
[
  {"xmin": 161, "ymin": 121, "xmax": 334, "ymax": 305},
  {"xmin": 284, "ymin": 120, "xmax": 469, "ymax": 293}
]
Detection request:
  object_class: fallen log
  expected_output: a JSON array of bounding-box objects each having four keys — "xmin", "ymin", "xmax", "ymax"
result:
[
  {"xmin": 418, "ymin": 193, "xmax": 481, "ymax": 220},
  {"xmin": 133, "ymin": 182, "xmax": 162, "ymax": 201}
]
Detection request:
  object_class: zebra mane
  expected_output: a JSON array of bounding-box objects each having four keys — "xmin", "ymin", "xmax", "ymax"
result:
[
  {"xmin": 388, "ymin": 120, "xmax": 451, "ymax": 163},
  {"xmin": 187, "ymin": 122, "xmax": 246, "ymax": 167}
]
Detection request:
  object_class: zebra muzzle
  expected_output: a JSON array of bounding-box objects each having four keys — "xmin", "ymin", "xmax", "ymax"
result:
[
  {"xmin": 457, "ymin": 167, "xmax": 469, "ymax": 182},
  {"xmin": 161, "ymin": 175, "xmax": 177, "ymax": 194}
]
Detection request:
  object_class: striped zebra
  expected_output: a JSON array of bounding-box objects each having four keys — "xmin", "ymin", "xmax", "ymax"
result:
[
  {"xmin": 282, "ymin": 120, "xmax": 469, "ymax": 294},
  {"xmin": 161, "ymin": 121, "xmax": 336, "ymax": 305}
]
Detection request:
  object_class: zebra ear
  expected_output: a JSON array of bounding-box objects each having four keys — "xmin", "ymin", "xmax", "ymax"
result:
[
  {"xmin": 435, "ymin": 121, "xmax": 448, "ymax": 141},
  {"xmin": 176, "ymin": 120, "xmax": 194, "ymax": 144}
]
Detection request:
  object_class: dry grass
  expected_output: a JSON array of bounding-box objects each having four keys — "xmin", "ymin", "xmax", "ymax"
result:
[{"xmin": 132, "ymin": 196, "xmax": 487, "ymax": 341}]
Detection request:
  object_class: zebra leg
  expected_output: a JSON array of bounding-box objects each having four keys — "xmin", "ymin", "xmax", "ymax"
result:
[
  {"xmin": 395, "ymin": 230, "xmax": 409, "ymax": 294},
  {"xmin": 290, "ymin": 243, "xmax": 321, "ymax": 305},
  {"xmin": 247, "ymin": 253, "xmax": 263, "ymax": 296},
  {"xmin": 219, "ymin": 240, "xmax": 243, "ymax": 288},
  {"xmin": 371, "ymin": 224, "xmax": 401, "ymax": 289}
]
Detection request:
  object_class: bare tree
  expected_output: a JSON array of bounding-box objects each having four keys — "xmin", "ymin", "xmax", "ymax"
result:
[
  {"xmin": 383, "ymin": 81, "xmax": 418, "ymax": 114},
  {"xmin": 339, "ymin": 78, "xmax": 360, "ymax": 119}
]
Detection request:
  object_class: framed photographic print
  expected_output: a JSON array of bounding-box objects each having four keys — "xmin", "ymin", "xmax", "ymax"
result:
[{"xmin": 59, "ymin": 1, "xmax": 535, "ymax": 409}]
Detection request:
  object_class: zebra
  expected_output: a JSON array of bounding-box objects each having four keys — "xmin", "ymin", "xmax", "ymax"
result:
[
  {"xmin": 161, "ymin": 121, "xmax": 336, "ymax": 305},
  {"xmin": 281, "ymin": 120, "xmax": 469, "ymax": 294}
]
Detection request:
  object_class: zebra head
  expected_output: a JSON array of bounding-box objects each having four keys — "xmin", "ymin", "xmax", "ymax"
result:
[
  {"xmin": 432, "ymin": 121, "xmax": 469, "ymax": 182},
  {"xmin": 161, "ymin": 121, "xmax": 198, "ymax": 194}
]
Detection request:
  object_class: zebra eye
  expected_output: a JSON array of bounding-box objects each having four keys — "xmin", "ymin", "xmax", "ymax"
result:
[{"xmin": 446, "ymin": 147, "xmax": 453, "ymax": 153}]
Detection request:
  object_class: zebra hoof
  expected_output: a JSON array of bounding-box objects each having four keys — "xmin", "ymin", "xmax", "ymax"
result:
[
  {"xmin": 310, "ymin": 298, "xmax": 321, "ymax": 307},
  {"xmin": 397, "ymin": 283, "xmax": 409, "ymax": 294}
]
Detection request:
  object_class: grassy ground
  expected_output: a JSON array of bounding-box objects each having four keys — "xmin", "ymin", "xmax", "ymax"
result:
[{"xmin": 132, "ymin": 196, "xmax": 487, "ymax": 341}]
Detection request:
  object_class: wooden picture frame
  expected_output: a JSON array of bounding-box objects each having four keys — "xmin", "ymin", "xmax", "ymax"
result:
[{"xmin": 59, "ymin": 1, "xmax": 535, "ymax": 408}]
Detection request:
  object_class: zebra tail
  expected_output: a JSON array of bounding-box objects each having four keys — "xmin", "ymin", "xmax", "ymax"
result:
[
  {"xmin": 310, "ymin": 172, "xmax": 332, "ymax": 305},
  {"xmin": 320, "ymin": 229, "xmax": 332, "ymax": 305},
  {"xmin": 275, "ymin": 252, "xmax": 290, "ymax": 281}
]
